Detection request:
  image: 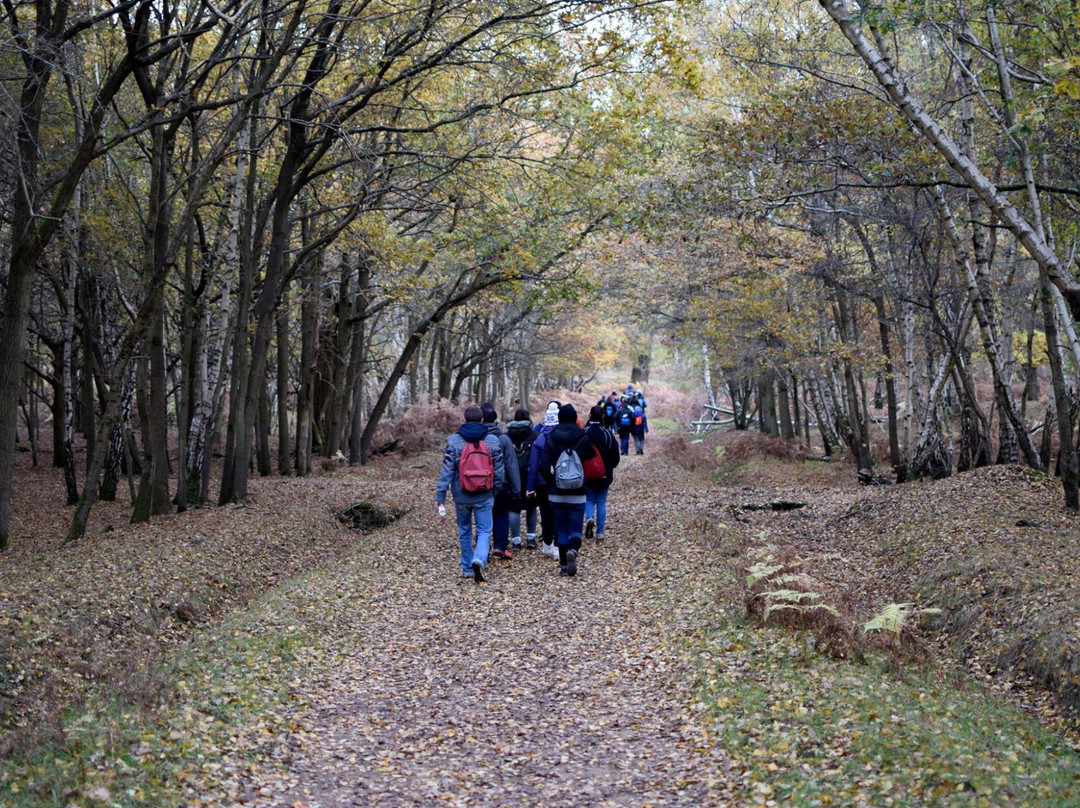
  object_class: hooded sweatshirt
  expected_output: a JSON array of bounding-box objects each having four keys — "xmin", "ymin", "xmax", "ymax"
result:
[
  {"xmin": 539, "ymin": 421, "xmax": 594, "ymax": 505},
  {"xmin": 436, "ymin": 421, "xmax": 505, "ymax": 505}
]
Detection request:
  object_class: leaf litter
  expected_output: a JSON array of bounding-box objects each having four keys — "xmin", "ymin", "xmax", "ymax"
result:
[{"xmin": 3, "ymin": 434, "xmax": 1080, "ymax": 805}]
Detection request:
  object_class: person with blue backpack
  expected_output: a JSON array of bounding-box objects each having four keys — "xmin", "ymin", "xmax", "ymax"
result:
[
  {"xmin": 616, "ymin": 400, "xmax": 634, "ymax": 455},
  {"xmin": 599, "ymin": 393, "xmax": 619, "ymax": 432},
  {"xmin": 631, "ymin": 403, "xmax": 649, "ymax": 455},
  {"xmin": 533, "ymin": 403, "xmax": 598, "ymax": 577},
  {"xmin": 435, "ymin": 405, "xmax": 506, "ymax": 582}
]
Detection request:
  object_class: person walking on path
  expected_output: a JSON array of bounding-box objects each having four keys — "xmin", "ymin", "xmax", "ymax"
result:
[
  {"xmin": 505, "ymin": 407, "xmax": 538, "ymax": 549},
  {"xmin": 535, "ymin": 403, "xmax": 597, "ymax": 577},
  {"xmin": 616, "ymin": 398, "xmax": 634, "ymax": 455},
  {"xmin": 599, "ymin": 392, "xmax": 619, "ymax": 432},
  {"xmin": 435, "ymin": 405, "xmax": 505, "ymax": 582},
  {"xmin": 631, "ymin": 403, "xmax": 649, "ymax": 455},
  {"xmin": 527, "ymin": 401, "xmax": 561, "ymax": 559},
  {"xmin": 482, "ymin": 402, "xmax": 521, "ymax": 560},
  {"xmin": 583, "ymin": 404, "xmax": 620, "ymax": 542}
]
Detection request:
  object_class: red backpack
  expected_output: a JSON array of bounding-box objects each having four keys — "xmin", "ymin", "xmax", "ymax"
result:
[
  {"xmin": 583, "ymin": 448, "xmax": 606, "ymax": 480},
  {"xmin": 459, "ymin": 439, "xmax": 494, "ymax": 493}
]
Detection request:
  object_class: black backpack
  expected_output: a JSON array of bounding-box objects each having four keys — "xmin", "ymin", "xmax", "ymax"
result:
[
  {"xmin": 603, "ymin": 400, "xmax": 616, "ymax": 418},
  {"xmin": 513, "ymin": 432, "xmax": 535, "ymax": 483},
  {"xmin": 618, "ymin": 408, "xmax": 632, "ymax": 428}
]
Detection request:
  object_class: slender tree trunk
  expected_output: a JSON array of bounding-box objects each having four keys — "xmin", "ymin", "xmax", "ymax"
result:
[
  {"xmin": 60, "ymin": 199, "xmax": 80, "ymax": 505},
  {"xmin": 257, "ymin": 378, "xmax": 273, "ymax": 476},
  {"xmin": 1041, "ymin": 268, "xmax": 1078, "ymax": 507},
  {"xmin": 295, "ymin": 254, "xmax": 320, "ymax": 476},
  {"xmin": 277, "ymin": 286, "xmax": 292, "ymax": 475}
]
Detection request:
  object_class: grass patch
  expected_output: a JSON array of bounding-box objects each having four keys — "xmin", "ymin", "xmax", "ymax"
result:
[
  {"xmin": 0, "ymin": 580, "xmax": 338, "ymax": 807},
  {"xmin": 685, "ymin": 610, "xmax": 1080, "ymax": 806}
]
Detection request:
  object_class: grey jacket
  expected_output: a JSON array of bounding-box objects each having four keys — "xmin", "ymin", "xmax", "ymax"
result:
[{"xmin": 436, "ymin": 421, "xmax": 506, "ymax": 505}]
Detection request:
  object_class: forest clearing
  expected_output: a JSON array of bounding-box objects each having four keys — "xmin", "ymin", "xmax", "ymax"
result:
[{"xmin": 3, "ymin": 382, "xmax": 1080, "ymax": 806}]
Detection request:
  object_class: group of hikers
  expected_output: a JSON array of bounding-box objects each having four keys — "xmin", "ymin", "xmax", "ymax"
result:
[{"xmin": 434, "ymin": 385, "xmax": 649, "ymax": 583}]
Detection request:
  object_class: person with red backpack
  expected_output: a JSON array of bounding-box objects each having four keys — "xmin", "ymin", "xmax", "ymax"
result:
[
  {"xmin": 435, "ymin": 405, "xmax": 506, "ymax": 582},
  {"xmin": 584, "ymin": 404, "xmax": 620, "ymax": 542}
]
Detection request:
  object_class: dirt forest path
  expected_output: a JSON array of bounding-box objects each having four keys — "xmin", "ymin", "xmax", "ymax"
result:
[{"xmin": 237, "ymin": 438, "xmax": 745, "ymax": 807}]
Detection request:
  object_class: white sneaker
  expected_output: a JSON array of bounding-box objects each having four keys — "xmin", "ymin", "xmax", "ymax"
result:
[{"xmin": 541, "ymin": 542, "xmax": 556, "ymax": 559}]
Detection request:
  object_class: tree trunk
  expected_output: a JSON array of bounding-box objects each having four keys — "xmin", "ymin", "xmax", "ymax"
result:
[
  {"xmin": 276, "ymin": 286, "xmax": 292, "ymax": 475},
  {"xmin": 777, "ymin": 370, "xmax": 794, "ymax": 440},
  {"xmin": 295, "ymin": 253, "xmax": 321, "ymax": 476},
  {"xmin": 757, "ymin": 373, "xmax": 778, "ymax": 437}
]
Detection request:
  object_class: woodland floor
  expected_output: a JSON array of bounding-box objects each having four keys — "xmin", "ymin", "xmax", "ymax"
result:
[{"xmin": 4, "ymin": 425, "xmax": 1080, "ymax": 806}]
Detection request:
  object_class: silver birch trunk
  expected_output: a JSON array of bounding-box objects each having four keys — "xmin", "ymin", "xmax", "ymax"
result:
[{"xmin": 816, "ymin": 0, "xmax": 1080, "ymax": 319}]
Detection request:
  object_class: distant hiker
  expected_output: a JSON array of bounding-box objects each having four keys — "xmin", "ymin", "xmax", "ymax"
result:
[
  {"xmin": 631, "ymin": 403, "xmax": 649, "ymax": 455},
  {"xmin": 435, "ymin": 405, "xmax": 506, "ymax": 582},
  {"xmin": 616, "ymin": 399, "xmax": 634, "ymax": 455},
  {"xmin": 506, "ymin": 407, "xmax": 538, "ymax": 549},
  {"xmin": 584, "ymin": 404, "xmax": 620, "ymax": 542},
  {"xmin": 537, "ymin": 403, "xmax": 598, "ymax": 577},
  {"xmin": 482, "ymin": 402, "xmax": 521, "ymax": 560},
  {"xmin": 600, "ymin": 392, "xmax": 619, "ymax": 432},
  {"xmin": 527, "ymin": 401, "xmax": 562, "ymax": 559}
]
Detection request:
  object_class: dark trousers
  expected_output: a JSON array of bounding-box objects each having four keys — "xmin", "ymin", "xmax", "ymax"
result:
[
  {"xmin": 537, "ymin": 490, "xmax": 555, "ymax": 545},
  {"xmin": 492, "ymin": 505, "xmax": 511, "ymax": 552}
]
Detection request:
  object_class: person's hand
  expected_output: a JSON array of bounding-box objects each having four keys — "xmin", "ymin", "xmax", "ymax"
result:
[{"xmin": 436, "ymin": 501, "xmax": 447, "ymax": 516}]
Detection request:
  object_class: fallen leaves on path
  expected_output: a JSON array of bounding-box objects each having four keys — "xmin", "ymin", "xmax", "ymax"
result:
[{"xmin": 5, "ymin": 434, "xmax": 1080, "ymax": 807}]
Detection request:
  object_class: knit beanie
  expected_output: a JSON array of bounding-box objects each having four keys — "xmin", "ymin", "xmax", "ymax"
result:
[
  {"xmin": 558, "ymin": 403, "xmax": 577, "ymax": 424},
  {"xmin": 543, "ymin": 401, "xmax": 561, "ymax": 427}
]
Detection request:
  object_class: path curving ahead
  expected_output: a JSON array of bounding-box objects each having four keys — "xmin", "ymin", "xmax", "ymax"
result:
[{"xmin": 241, "ymin": 444, "xmax": 739, "ymax": 807}]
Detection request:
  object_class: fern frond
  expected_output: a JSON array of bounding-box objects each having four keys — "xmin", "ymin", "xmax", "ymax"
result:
[
  {"xmin": 863, "ymin": 603, "xmax": 942, "ymax": 636},
  {"xmin": 763, "ymin": 601, "xmax": 840, "ymax": 620},
  {"xmin": 746, "ymin": 562, "xmax": 784, "ymax": 587},
  {"xmin": 771, "ymin": 572, "xmax": 813, "ymax": 588},
  {"xmin": 762, "ymin": 589, "xmax": 823, "ymax": 603}
]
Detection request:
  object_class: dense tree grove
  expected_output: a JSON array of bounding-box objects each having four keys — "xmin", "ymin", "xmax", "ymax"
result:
[
  {"xmin": 641, "ymin": 0, "xmax": 1080, "ymax": 504},
  {"xmin": 0, "ymin": 0, "xmax": 674, "ymax": 546},
  {"xmin": 4, "ymin": 0, "xmax": 1080, "ymax": 548}
]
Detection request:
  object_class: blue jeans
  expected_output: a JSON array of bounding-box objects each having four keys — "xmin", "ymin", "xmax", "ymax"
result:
[
  {"xmin": 508, "ymin": 505, "xmax": 537, "ymax": 542},
  {"xmin": 456, "ymin": 501, "xmax": 492, "ymax": 574},
  {"xmin": 585, "ymin": 486, "xmax": 609, "ymax": 534},
  {"xmin": 633, "ymin": 434, "xmax": 645, "ymax": 453},
  {"xmin": 551, "ymin": 501, "xmax": 586, "ymax": 551},
  {"xmin": 619, "ymin": 432, "xmax": 630, "ymax": 454}
]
